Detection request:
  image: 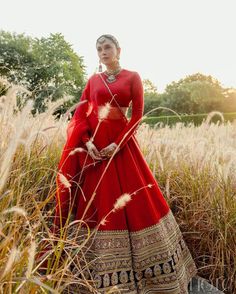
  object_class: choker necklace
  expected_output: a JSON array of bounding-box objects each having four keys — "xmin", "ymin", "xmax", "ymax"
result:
[{"xmin": 104, "ymin": 66, "xmax": 122, "ymax": 83}]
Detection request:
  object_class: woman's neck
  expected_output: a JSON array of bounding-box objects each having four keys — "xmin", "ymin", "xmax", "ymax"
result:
[{"xmin": 106, "ymin": 62, "xmax": 121, "ymax": 73}]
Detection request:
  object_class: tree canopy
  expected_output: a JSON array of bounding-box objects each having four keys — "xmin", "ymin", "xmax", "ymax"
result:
[
  {"xmin": 0, "ymin": 31, "xmax": 87, "ymax": 113},
  {"xmin": 144, "ymin": 73, "xmax": 236, "ymax": 115}
]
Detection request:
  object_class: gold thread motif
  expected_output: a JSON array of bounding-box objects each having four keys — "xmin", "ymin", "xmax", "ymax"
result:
[{"xmin": 65, "ymin": 210, "xmax": 197, "ymax": 293}]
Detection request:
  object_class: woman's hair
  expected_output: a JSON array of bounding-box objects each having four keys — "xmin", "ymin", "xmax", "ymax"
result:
[{"xmin": 96, "ymin": 34, "xmax": 120, "ymax": 49}]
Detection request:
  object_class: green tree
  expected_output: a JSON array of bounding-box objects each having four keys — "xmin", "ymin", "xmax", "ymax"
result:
[
  {"xmin": 143, "ymin": 79, "xmax": 163, "ymax": 115},
  {"xmin": 160, "ymin": 73, "xmax": 225, "ymax": 114},
  {"xmin": 0, "ymin": 31, "xmax": 33, "ymax": 83},
  {"xmin": 143, "ymin": 79, "xmax": 157, "ymax": 94},
  {"xmin": 0, "ymin": 31, "xmax": 86, "ymax": 113}
]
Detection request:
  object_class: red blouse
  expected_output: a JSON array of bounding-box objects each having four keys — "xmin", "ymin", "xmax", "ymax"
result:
[{"xmin": 79, "ymin": 69, "xmax": 144, "ymax": 150}]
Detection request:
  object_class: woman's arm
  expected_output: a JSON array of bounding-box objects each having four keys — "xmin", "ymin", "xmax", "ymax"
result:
[{"xmin": 113, "ymin": 71, "xmax": 144, "ymax": 150}]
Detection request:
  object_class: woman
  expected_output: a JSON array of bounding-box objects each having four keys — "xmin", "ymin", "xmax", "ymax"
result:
[{"xmin": 55, "ymin": 34, "xmax": 198, "ymax": 293}]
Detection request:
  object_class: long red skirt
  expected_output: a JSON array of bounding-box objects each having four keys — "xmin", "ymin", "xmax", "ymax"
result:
[{"xmin": 64, "ymin": 112, "xmax": 197, "ymax": 294}]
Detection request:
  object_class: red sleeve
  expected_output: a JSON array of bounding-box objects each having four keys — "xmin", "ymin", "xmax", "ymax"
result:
[{"xmin": 114, "ymin": 71, "xmax": 144, "ymax": 149}]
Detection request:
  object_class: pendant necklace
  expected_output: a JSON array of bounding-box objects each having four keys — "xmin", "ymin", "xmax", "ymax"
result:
[{"xmin": 104, "ymin": 66, "xmax": 122, "ymax": 83}]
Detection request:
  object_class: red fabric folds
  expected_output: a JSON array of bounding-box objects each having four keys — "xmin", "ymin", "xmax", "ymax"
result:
[{"xmin": 54, "ymin": 77, "xmax": 93, "ymax": 228}]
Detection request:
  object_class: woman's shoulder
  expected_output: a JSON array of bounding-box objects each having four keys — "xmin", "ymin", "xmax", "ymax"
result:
[
  {"xmin": 118, "ymin": 68, "xmax": 141, "ymax": 76},
  {"xmin": 122, "ymin": 69, "xmax": 142, "ymax": 80},
  {"xmin": 122, "ymin": 68, "xmax": 139, "ymax": 74}
]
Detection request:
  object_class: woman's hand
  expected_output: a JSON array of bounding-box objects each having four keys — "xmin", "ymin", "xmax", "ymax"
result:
[
  {"xmin": 85, "ymin": 140, "xmax": 103, "ymax": 160},
  {"xmin": 100, "ymin": 142, "xmax": 119, "ymax": 159}
]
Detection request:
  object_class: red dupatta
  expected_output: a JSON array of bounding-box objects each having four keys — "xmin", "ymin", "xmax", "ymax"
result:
[{"xmin": 54, "ymin": 98, "xmax": 93, "ymax": 230}]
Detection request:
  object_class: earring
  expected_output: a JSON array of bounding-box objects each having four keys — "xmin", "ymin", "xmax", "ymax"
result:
[{"xmin": 98, "ymin": 60, "xmax": 102, "ymax": 72}]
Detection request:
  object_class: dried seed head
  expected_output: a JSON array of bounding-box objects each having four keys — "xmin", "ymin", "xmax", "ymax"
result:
[
  {"xmin": 58, "ymin": 173, "xmax": 71, "ymax": 189},
  {"xmin": 1, "ymin": 247, "xmax": 20, "ymax": 279},
  {"xmin": 100, "ymin": 218, "xmax": 108, "ymax": 226},
  {"xmin": 98, "ymin": 102, "xmax": 111, "ymax": 120},
  {"xmin": 3, "ymin": 206, "xmax": 27, "ymax": 218},
  {"xmin": 113, "ymin": 193, "xmax": 132, "ymax": 212},
  {"xmin": 26, "ymin": 240, "xmax": 37, "ymax": 278}
]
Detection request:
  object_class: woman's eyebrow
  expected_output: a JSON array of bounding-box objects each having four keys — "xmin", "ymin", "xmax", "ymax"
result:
[{"xmin": 97, "ymin": 43, "xmax": 110, "ymax": 48}]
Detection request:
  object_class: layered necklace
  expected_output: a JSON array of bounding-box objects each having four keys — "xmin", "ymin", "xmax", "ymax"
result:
[{"xmin": 104, "ymin": 65, "xmax": 122, "ymax": 83}]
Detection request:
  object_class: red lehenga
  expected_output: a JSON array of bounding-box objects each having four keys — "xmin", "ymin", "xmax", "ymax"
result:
[{"xmin": 55, "ymin": 69, "xmax": 197, "ymax": 293}]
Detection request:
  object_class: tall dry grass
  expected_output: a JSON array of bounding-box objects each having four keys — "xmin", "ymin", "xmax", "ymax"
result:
[
  {"xmin": 137, "ymin": 120, "xmax": 236, "ymax": 293},
  {"xmin": 0, "ymin": 78, "xmax": 235, "ymax": 293}
]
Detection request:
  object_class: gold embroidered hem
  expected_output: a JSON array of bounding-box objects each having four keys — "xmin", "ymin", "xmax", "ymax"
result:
[{"xmin": 64, "ymin": 210, "xmax": 197, "ymax": 293}]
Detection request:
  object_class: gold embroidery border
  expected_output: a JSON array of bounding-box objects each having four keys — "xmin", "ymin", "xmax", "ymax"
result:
[{"xmin": 66, "ymin": 210, "xmax": 197, "ymax": 293}]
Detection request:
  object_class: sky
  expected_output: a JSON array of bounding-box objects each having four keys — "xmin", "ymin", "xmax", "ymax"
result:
[{"xmin": 0, "ymin": 0, "xmax": 235, "ymax": 92}]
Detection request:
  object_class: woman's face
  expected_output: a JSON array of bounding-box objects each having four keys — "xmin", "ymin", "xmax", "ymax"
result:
[{"xmin": 96, "ymin": 38, "xmax": 121, "ymax": 66}]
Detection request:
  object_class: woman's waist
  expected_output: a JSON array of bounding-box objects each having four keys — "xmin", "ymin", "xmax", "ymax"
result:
[{"xmin": 96, "ymin": 105, "xmax": 128, "ymax": 120}]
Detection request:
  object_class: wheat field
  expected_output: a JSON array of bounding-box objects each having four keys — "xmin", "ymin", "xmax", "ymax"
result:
[{"xmin": 0, "ymin": 79, "xmax": 235, "ymax": 293}]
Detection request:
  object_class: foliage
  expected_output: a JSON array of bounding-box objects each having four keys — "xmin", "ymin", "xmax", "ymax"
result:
[
  {"xmin": 143, "ymin": 112, "xmax": 236, "ymax": 126},
  {"xmin": 143, "ymin": 79, "xmax": 158, "ymax": 94},
  {"xmin": 143, "ymin": 79, "xmax": 162, "ymax": 116},
  {"xmin": 0, "ymin": 30, "xmax": 87, "ymax": 113},
  {"xmin": 162, "ymin": 73, "xmax": 224, "ymax": 114},
  {"xmin": 144, "ymin": 92, "xmax": 163, "ymax": 115},
  {"xmin": 144, "ymin": 73, "xmax": 236, "ymax": 116}
]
